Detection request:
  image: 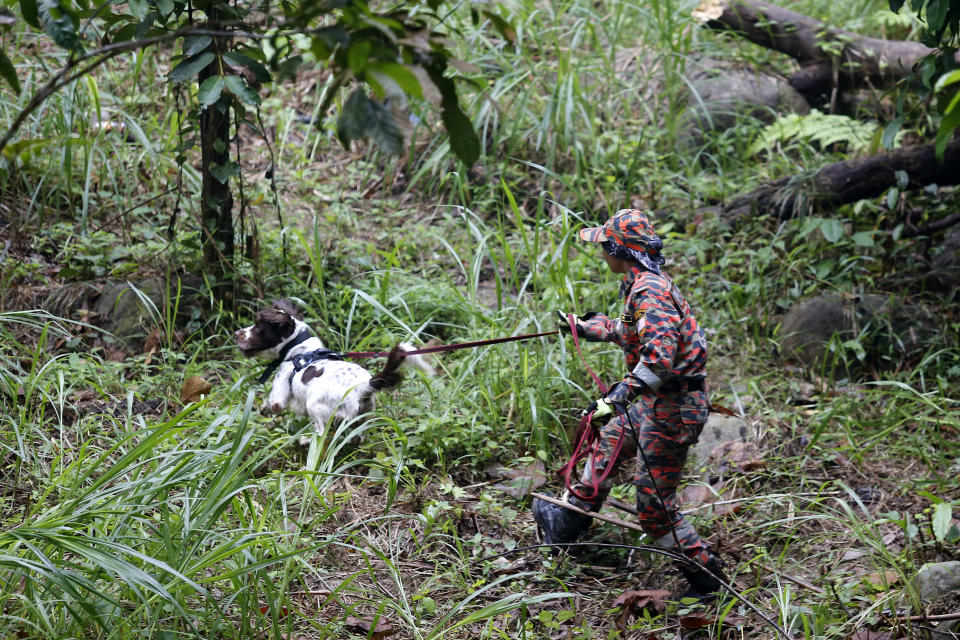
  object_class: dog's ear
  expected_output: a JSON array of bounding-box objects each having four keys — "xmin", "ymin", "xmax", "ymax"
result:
[
  {"xmin": 257, "ymin": 307, "xmax": 296, "ymax": 337},
  {"xmin": 272, "ymin": 298, "xmax": 303, "ymax": 320}
]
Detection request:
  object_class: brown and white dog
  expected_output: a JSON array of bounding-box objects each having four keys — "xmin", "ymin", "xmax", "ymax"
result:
[{"xmin": 235, "ymin": 299, "xmax": 433, "ymax": 443}]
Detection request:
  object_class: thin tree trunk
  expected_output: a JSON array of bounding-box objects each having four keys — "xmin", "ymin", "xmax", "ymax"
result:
[
  {"xmin": 723, "ymin": 138, "xmax": 960, "ymax": 221},
  {"xmin": 199, "ymin": 6, "xmax": 235, "ymax": 307}
]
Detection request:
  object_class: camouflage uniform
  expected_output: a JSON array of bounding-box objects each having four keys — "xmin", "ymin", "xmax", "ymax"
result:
[
  {"xmin": 534, "ymin": 209, "xmax": 724, "ymax": 597},
  {"xmin": 571, "ymin": 263, "xmax": 714, "ymax": 567}
]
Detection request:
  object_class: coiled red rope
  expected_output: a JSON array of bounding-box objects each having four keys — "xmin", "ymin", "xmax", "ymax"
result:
[{"xmin": 556, "ymin": 313, "xmax": 630, "ymax": 502}]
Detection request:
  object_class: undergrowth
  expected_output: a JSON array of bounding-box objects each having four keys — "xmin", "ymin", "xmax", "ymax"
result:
[{"xmin": 1, "ymin": 0, "xmax": 958, "ymax": 638}]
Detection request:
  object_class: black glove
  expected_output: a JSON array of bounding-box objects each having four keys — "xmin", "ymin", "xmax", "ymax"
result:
[{"xmin": 557, "ymin": 310, "xmax": 584, "ymax": 336}]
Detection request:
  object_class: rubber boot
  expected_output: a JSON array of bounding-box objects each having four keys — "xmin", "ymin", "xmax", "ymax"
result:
[
  {"xmin": 532, "ymin": 497, "xmax": 592, "ymax": 550},
  {"xmin": 676, "ymin": 558, "xmax": 727, "ymax": 603}
]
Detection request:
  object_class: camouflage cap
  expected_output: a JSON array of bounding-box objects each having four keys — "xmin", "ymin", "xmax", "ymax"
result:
[{"xmin": 578, "ymin": 209, "xmax": 661, "ymax": 252}]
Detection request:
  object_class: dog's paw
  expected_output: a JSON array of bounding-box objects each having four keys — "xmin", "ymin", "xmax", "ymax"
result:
[{"xmin": 260, "ymin": 401, "xmax": 282, "ymax": 416}]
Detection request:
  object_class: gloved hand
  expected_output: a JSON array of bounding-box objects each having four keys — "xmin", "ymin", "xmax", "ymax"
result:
[
  {"xmin": 557, "ymin": 310, "xmax": 584, "ymax": 336},
  {"xmin": 582, "ymin": 397, "xmax": 627, "ymax": 423}
]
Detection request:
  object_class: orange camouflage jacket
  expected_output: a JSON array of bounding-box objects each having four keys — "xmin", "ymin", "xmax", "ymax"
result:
[{"xmin": 579, "ymin": 265, "xmax": 708, "ymax": 404}]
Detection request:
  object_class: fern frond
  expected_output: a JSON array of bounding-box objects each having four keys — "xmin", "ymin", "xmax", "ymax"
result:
[{"xmin": 749, "ymin": 109, "xmax": 888, "ymax": 155}]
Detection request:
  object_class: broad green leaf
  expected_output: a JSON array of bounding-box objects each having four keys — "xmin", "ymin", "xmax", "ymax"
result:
[
  {"xmin": 347, "ymin": 40, "xmax": 371, "ymax": 74},
  {"xmin": 935, "ymin": 97, "xmax": 960, "ymax": 160},
  {"xmin": 886, "ymin": 186, "xmax": 899, "ymax": 209},
  {"xmin": 882, "ymin": 115, "xmax": 903, "ymax": 150},
  {"xmin": 338, "ymin": 88, "xmax": 372, "ymax": 145},
  {"xmin": 934, "ymin": 68, "xmax": 960, "ymax": 92},
  {"xmin": 364, "ymin": 101, "xmax": 403, "ymax": 155},
  {"xmin": 925, "ymin": 0, "xmax": 948, "ymax": 32},
  {"xmin": 367, "ymin": 61, "xmax": 421, "ymax": 99},
  {"xmin": 889, "ymin": 0, "xmax": 905, "ymax": 10},
  {"xmin": 108, "ymin": 23, "xmax": 137, "ymax": 43},
  {"xmin": 309, "ymin": 26, "xmax": 349, "ymax": 61},
  {"xmin": 360, "ymin": 15, "xmax": 400, "ymax": 43},
  {"xmin": 209, "ymin": 160, "xmax": 239, "ymax": 184},
  {"xmin": 428, "ymin": 65, "xmax": 480, "ymax": 165},
  {"xmin": 133, "ymin": 11, "xmax": 156, "ymax": 39},
  {"xmin": 851, "ymin": 231, "xmax": 875, "ymax": 247},
  {"xmin": 819, "ymin": 218, "xmax": 844, "ymax": 243},
  {"xmin": 336, "ymin": 88, "xmax": 403, "ymax": 155},
  {"xmin": 20, "ymin": 0, "xmax": 40, "ymax": 28},
  {"xmin": 921, "ymin": 56, "xmax": 937, "ymax": 87},
  {"xmin": 441, "ymin": 99, "xmax": 480, "ymax": 165},
  {"xmin": 223, "ymin": 74, "xmax": 260, "ymax": 106},
  {"xmin": 932, "ymin": 502, "xmax": 953, "ymax": 542},
  {"xmin": 0, "ymin": 49, "xmax": 20, "ymax": 95},
  {"xmin": 127, "ymin": 0, "xmax": 147, "ymax": 20},
  {"xmin": 197, "ymin": 75, "xmax": 224, "ymax": 108},
  {"xmin": 168, "ymin": 51, "xmax": 214, "ymax": 84},
  {"xmin": 39, "ymin": 0, "xmax": 80, "ymax": 51},
  {"xmin": 222, "ymin": 51, "xmax": 270, "ymax": 83},
  {"xmin": 944, "ymin": 89, "xmax": 960, "ymax": 118},
  {"xmin": 155, "ymin": 0, "xmax": 173, "ymax": 17},
  {"xmin": 183, "ymin": 35, "xmax": 212, "ymax": 57}
]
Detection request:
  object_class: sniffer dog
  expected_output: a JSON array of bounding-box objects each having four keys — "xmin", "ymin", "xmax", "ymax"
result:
[{"xmin": 235, "ymin": 299, "xmax": 433, "ymax": 443}]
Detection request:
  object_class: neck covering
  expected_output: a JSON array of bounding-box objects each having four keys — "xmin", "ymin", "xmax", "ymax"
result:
[{"xmin": 602, "ymin": 240, "xmax": 665, "ymax": 275}]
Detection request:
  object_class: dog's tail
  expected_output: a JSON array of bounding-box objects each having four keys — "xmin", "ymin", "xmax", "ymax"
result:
[{"xmin": 367, "ymin": 342, "xmax": 436, "ymax": 392}]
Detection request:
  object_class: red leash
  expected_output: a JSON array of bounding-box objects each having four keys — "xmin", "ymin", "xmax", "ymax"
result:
[
  {"xmin": 342, "ymin": 317, "xmax": 622, "ymax": 502},
  {"xmin": 566, "ymin": 313, "xmax": 607, "ymax": 395},
  {"xmin": 341, "ymin": 330, "xmax": 560, "ymax": 359},
  {"xmin": 557, "ymin": 313, "xmax": 629, "ymax": 502}
]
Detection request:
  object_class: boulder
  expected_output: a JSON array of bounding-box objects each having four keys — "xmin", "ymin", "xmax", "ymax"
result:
[
  {"xmin": 913, "ymin": 561, "xmax": 960, "ymax": 601},
  {"xmin": 678, "ymin": 62, "xmax": 811, "ymax": 150},
  {"xmin": 912, "ymin": 561, "xmax": 960, "ymax": 639},
  {"xmin": 777, "ymin": 293, "xmax": 938, "ymax": 372},
  {"xmin": 690, "ymin": 413, "xmax": 751, "ymax": 471},
  {"xmin": 45, "ymin": 275, "xmax": 206, "ymax": 345},
  {"xmin": 927, "ymin": 227, "xmax": 960, "ymax": 295}
]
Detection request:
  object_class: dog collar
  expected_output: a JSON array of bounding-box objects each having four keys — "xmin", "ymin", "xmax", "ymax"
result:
[{"xmin": 257, "ymin": 330, "xmax": 313, "ymax": 384}]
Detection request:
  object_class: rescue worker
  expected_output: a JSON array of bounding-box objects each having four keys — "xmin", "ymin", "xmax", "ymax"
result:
[{"xmin": 533, "ymin": 208, "xmax": 726, "ymax": 602}]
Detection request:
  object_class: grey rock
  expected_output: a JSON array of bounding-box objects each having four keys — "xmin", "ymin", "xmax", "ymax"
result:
[
  {"xmin": 777, "ymin": 293, "xmax": 938, "ymax": 372},
  {"xmin": 779, "ymin": 295, "xmax": 855, "ymax": 365},
  {"xmin": 931, "ymin": 619, "xmax": 959, "ymax": 640},
  {"xmin": 913, "ymin": 561, "xmax": 960, "ymax": 601},
  {"xmin": 44, "ymin": 276, "xmax": 205, "ymax": 345},
  {"xmin": 93, "ymin": 278, "xmax": 168, "ymax": 342},
  {"xmin": 678, "ymin": 62, "xmax": 811, "ymax": 150},
  {"xmin": 690, "ymin": 413, "xmax": 750, "ymax": 471},
  {"xmin": 928, "ymin": 227, "xmax": 960, "ymax": 295}
]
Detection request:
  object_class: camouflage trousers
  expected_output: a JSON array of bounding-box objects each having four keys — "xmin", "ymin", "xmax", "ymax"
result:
[{"xmin": 569, "ymin": 389, "xmax": 715, "ymax": 566}]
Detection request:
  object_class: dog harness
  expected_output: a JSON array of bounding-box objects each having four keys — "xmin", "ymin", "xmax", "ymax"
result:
[
  {"xmin": 257, "ymin": 330, "xmax": 313, "ymax": 384},
  {"xmin": 289, "ymin": 349, "xmax": 344, "ymax": 372}
]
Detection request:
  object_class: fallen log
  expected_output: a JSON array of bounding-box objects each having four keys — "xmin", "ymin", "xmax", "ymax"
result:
[
  {"xmin": 693, "ymin": 0, "xmax": 956, "ymax": 103},
  {"xmin": 723, "ymin": 138, "xmax": 960, "ymax": 221}
]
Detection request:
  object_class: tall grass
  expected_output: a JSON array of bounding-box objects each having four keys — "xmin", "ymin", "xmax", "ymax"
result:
[{"xmin": 2, "ymin": 0, "xmax": 958, "ymax": 636}]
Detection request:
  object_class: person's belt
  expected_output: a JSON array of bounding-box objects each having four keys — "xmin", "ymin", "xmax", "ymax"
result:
[{"xmin": 658, "ymin": 377, "xmax": 705, "ymax": 393}]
